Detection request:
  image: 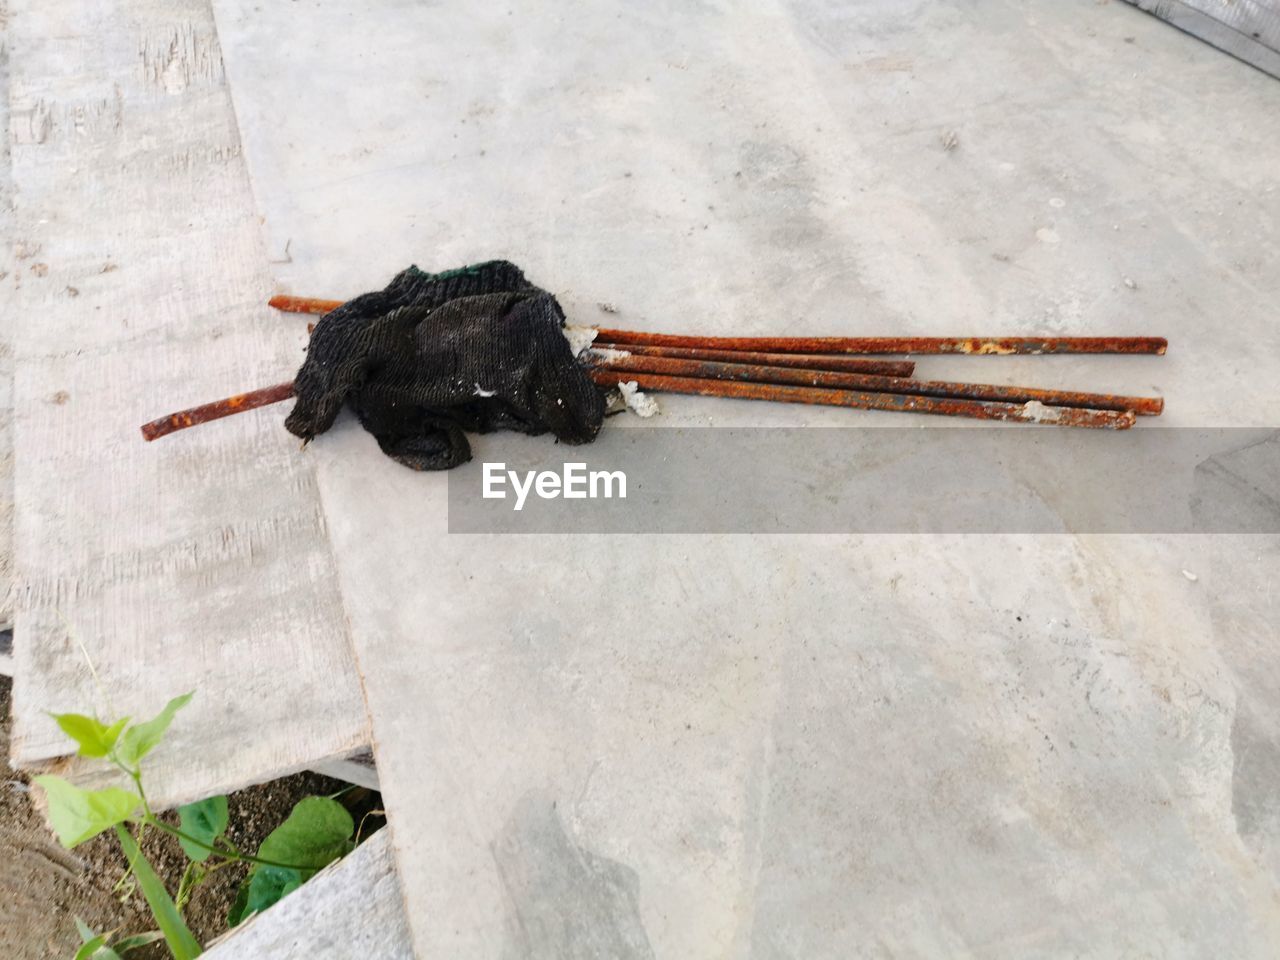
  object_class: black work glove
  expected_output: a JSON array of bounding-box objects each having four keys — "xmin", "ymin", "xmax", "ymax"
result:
[{"xmin": 285, "ymin": 262, "xmax": 605, "ymax": 470}]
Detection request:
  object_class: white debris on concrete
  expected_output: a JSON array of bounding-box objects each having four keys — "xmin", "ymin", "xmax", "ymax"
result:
[
  {"xmin": 562, "ymin": 325, "xmax": 599, "ymax": 357},
  {"xmin": 615, "ymin": 380, "xmax": 660, "ymax": 418},
  {"xmin": 1019, "ymin": 400, "xmax": 1064, "ymax": 424}
]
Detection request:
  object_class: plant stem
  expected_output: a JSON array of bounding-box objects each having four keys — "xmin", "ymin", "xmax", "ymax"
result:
[
  {"xmin": 139, "ymin": 818, "xmax": 312, "ymax": 872},
  {"xmin": 202, "ymin": 858, "xmax": 240, "ymax": 877},
  {"xmin": 355, "ymin": 808, "xmax": 386, "ymax": 845},
  {"xmin": 128, "ymin": 768, "xmax": 151, "ymax": 817}
]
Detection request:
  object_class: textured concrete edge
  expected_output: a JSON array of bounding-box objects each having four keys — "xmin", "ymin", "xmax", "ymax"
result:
[
  {"xmin": 202, "ymin": 828, "xmax": 412, "ymax": 959},
  {"xmin": 1123, "ymin": 0, "xmax": 1280, "ymax": 79},
  {"xmin": 4, "ymin": 0, "xmax": 371, "ymax": 808},
  {"xmin": 0, "ymin": 0, "xmax": 16, "ymax": 628},
  {"xmin": 310, "ymin": 747, "xmax": 381, "ymax": 791}
]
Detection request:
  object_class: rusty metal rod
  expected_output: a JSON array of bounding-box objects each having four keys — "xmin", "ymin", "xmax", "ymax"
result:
[
  {"xmin": 590, "ymin": 370, "xmax": 1137, "ymax": 429},
  {"xmin": 267, "ymin": 295, "xmax": 1166, "ymax": 355},
  {"xmin": 140, "ymin": 355, "xmax": 1141, "ymax": 442},
  {"xmin": 593, "ymin": 343, "xmax": 915, "ymax": 378},
  {"xmin": 594, "ymin": 330, "xmax": 1168, "ymax": 356},
  {"xmin": 269, "ymin": 295, "xmax": 343, "ymax": 315},
  {"xmin": 140, "ymin": 382, "xmax": 295, "ymax": 441},
  {"xmin": 294, "ymin": 322, "xmax": 913, "ymax": 377},
  {"xmin": 140, "ymin": 355, "xmax": 1143, "ymax": 441},
  {"xmin": 586, "ymin": 353, "xmax": 1163, "ymax": 416}
]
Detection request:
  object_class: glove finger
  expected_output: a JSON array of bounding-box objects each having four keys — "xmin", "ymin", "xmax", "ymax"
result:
[{"xmin": 374, "ymin": 424, "xmax": 472, "ymax": 471}]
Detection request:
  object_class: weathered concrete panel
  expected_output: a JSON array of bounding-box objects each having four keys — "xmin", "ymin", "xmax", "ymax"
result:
[
  {"xmin": 7, "ymin": 0, "xmax": 368, "ymax": 808},
  {"xmin": 212, "ymin": 0, "xmax": 1280, "ymax": 954}
]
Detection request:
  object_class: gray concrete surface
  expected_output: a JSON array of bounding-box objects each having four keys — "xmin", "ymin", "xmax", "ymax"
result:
[
  {"xmin": 209, "ymin": 0, "xmax": 1280, "ymax": 956},
  {"xmin": 1, "ymin": 0, "xmax": 15, "ymax": 629},
  {"xmin": 5, "ymin": 0, "xmax": 368, "ymax": 808}
]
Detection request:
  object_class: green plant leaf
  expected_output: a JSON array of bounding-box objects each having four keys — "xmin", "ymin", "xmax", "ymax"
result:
[
  {"xmin": 227, "ymin": 796, "xmax": 354, "ymax": 926},
  {"xmin": 74, "ymin": 917, "xmax": 97, "ymax": 943},
  {"xmin": 245, "ymin": 866, "xmax": 302, "ymax": 919},
  {"xmin": 228, "ymin": 866, "xmax": 304, "ymax": 928},
  {"xmin": 226, "ymin": 877, "xmax": 252, "ymax": 928},
  {"xmin": 256, "ymin": 796, "xmax": 354, "ymax": 877},
  {"xmin": 176, "ymin": 796, "xmax": 228, "ymax": 862},
  {"xmin": 52, "ymin": 714, "xmax": 130, "ymax": 759},
  {"xmin": 115, "ymin": 692, "xmax": 193, "ymax": 769},
  {"xmin": 34, "ymin": 776, "xmax": 141, "ymax": 848},
  {"xmin": 114, "ymin": 825, "xmax": 202, "ymax": 959},
  {"xmin": 111, "ymin": 931, "xmax": 164, "ymax": 954},
  {"xmin": 71, "ymin": 922, "xmax": 125, "ymax": 960},
  {"xmin": 75, "ymin": 942, "xmax": 123, "ymax": 960},
  {"xmin": 226, "ymin": 796, "xmax": 354, "ymax": 927}
]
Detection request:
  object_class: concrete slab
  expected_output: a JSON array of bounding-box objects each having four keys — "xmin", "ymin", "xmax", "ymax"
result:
[
  {"xmin": 1, "ymin": 0, "xmax": 15, "ymax": 628},
  {"xmin": 203, "ymin": 828, "xmax": 411, "ymax": 960},
  {"xmin": 6, "ymin": 0, "xmax": 368, "ymax": 808},
  {"xmin": 209, "ymin": 0, "xmax": 1280, "ymax": 954},
  {"xmin": 1124, "ymin": 0, "xmax": 1280, "ymax": 79}
]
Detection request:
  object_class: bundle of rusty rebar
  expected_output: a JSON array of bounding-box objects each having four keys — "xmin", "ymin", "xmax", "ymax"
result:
[{"xmin": 139, "ymin": 294, "xmax": 1165, "ymax": 442}]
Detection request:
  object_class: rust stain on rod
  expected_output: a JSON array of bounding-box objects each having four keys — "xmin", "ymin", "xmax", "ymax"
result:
[
  {"xmin": 594, "ymin": 343, "xmax": 915, "ymax": 378},
  {"xmin": 142, "ymin": 355, "xmax": 1147, "ymax": 442},
  {"xmin": 140, "ymin": 382, "xmax": 295, "ymax": 441},
  {"xmin": 269, "ymin": 295, "xmax": 343, "ymax": 315},
  {"xmin": 297, "ymin": 330, "xmax": 914, "ymax": 379},
  {"xmin": 141, "ymin": 365, "xmax": 1141, "ymax": 442},
  {"xmin": 588, "ymin": 370, "xmax": 1136, "ymax": 429},
  {"xmin": 594, "ymin": 329, "xmax": 1167, "ymax": 356},
  {"xmin": 268, "ymin": 296, "xmax": 1165, "ymax": 356},
  {"xmin": 589, "ymin": 353, "xmax": 1163, "ymax": 416}
]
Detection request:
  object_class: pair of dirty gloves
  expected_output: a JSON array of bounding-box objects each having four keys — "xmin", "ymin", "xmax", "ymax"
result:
[{"xmin": 286, "ymin": 261, "xmax": 604, "ymax": 470}]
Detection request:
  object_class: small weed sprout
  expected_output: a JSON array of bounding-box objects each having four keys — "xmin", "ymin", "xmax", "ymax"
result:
[{"xmin": 35, "ymin": 691, "xmax": 357, "ymax": 959}]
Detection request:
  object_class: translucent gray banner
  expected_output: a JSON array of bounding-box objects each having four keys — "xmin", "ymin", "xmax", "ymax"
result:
[{"xmin": 447, "ymin": 427, "xmax": 1279, "ymax": 533}]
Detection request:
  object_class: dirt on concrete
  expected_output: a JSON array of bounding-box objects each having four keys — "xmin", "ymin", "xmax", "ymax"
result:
[{"xmin": 0, "ymin": 675, "xmax": 379, "ymax": 959}]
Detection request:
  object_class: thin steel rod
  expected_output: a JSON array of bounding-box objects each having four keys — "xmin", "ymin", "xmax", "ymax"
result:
[
  {"xmin": 140, "ymin": 382, "xmax": 295, "ymax": 441},
  {"xmin": 267, "ymin": 295, "xmax": 1166, "ymax": 355},
  {"xmin": 269, "ymin": 295, "xmax": 343, "ymax": 315},
  {"xmin": 140, "ymin": 357, "xmax": 1145, "ymax": 442},
  {"xmin": 294, "ymin": 324, "xmax": 913, "ymax": 377},
  {"xmin": 586, "ymin": 353, "xmax": 1163, "ymax": 416},
  {"xmin": 589, "ymin": 370, "xmax": 1137, "ymax": 429},
  {"xmin": 138, "ymin": 353, "xmax": 910, "ymax": 442},
  {"xmin": 293, "ymin": 327, "xmax": 911, "ymax": 378},
  {"xmin": 594, "ymin": 343, "xmax": 915, "ymax": 378},
  {"xmin": 594, "ymin": 329, "xmax": 1168, "ymax": 356}
]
